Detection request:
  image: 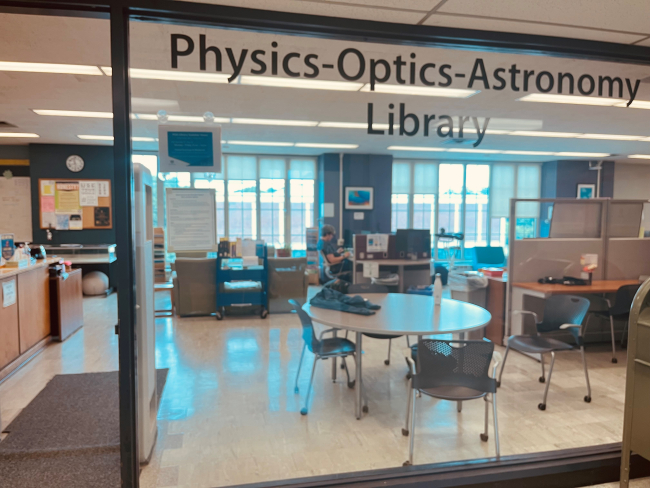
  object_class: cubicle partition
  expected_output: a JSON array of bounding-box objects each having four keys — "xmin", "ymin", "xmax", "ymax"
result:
[{"xmin": 506, "ymin": 198, "xmax": 649, "ymax": 342}]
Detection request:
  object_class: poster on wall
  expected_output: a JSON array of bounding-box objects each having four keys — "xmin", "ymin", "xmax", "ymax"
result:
[
  {"xmin": 159, "ymin": 124, "xmax": 222, "ymax": 173},
  {"xmin": 344, "ymin": 187, "xmax": 374, "ymax": 210}
]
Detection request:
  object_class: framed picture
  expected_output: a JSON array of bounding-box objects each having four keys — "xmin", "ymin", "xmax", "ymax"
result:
[
  {"xmin": 345, "ymin": 186, "xmax": 374, "ymax": 210},
  {"xmin": 577, "ymin": 184, "xmax": 596, "ymax": 199}
]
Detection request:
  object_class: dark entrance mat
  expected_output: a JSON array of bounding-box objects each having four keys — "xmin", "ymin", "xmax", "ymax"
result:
[{"xmin": 0, "ymin": 369, "xmax": 168, "ymax": 487}]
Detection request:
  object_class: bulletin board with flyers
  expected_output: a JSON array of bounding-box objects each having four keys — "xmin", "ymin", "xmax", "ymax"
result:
[{"xmin": 38, "ymin": 178, "xmax": 112, "ymax": 230}]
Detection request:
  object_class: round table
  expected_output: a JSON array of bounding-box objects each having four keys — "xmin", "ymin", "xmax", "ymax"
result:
[{"xmin": 303, "ymin": 293, "xmax": 492, "ymax": 419}]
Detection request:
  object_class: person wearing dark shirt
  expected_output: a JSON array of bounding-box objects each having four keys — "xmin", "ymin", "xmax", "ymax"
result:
[{"xmin": 317, "ymin": 224, "xmax": 352, "ymax": 274}]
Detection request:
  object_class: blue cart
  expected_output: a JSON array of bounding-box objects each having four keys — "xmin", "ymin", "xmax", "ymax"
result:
[{"xmin": 215, "ymin": 244, "xmax": 268, "ymax": 320}]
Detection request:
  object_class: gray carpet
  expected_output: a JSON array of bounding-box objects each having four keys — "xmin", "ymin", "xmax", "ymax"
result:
[{"xmin": 0, "ymin": 369, "xmax": 168, "ymax": 488}]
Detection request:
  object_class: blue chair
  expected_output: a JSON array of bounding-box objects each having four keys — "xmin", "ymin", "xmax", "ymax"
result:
[{"xmin": 472, "ymin": 246, "xmax": 506, "ymax": 271}]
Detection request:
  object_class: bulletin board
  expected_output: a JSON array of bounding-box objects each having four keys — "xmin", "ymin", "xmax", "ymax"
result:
[{"xmin": 38, "ymin": 178, "xmax": 112, "ymax": 230}]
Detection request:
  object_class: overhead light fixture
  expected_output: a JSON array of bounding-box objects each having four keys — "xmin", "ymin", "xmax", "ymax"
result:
[
  {"xmin": 132, "ymin": 136, "xmax": 157, "ymax": 142},
  {"xmin": 318, "ymin": 121, "xmax": 390, "ymax": 130},
  {"xmin": 447, "ymin": 148, "xmax": 502, "ymax": 154},
  {"xmin": 0, "ymin": 61, "xmax": 103, "ymax": 76},
  {"xmin": 232, "ymin": 118, "xmax": 318, "ymax": 127},
  {"xmin": 461, "ymin": 128, "xmax": 512, "ymax": 135},
  {"xmin": 295, "ymin": 143, "xmax": 358, "ymax": 149},
  {"xmin": 135, "ymin": 113, "xmax": 230, "ymax": 123},
  {"xmin": 0, "ymin": 132, "xmax": 39, "ymax": 138},
  {"xmin": 578, "ymin": 133, "xmax": 643, "ymax": 141},
  {"xmin": 517, "ymin": 93, "xmax": 624, "ymax": 107},
  {"xmin": 511, "ymin": 130, "xmax": 582, "ymax": 138},
  {"xmin": 101, "ymin": 66, "xmax": 231, "ymax": 83},
  {"xmin": 33, "ymin": 109, "xmax": 113, "ymax": 118},
  {"xmin": 628, "ymin": 154, "xmax": 650, "ymax": 159},
  {"xmin": 77, "ymin": 135, "xmax": 157, "ymax": 142},
  {"xmin": 387, "ymin": 146, "xmax": 446, "ymax": 152},
  {"xmin": 360, "ymin": 84, "xmax": 478, "ymax": 98},
  {"xmin": 556, "ymin": 151, "xmax": 610, "ymax": 157},
  {"xmin": 239, "ymin": 75, "xmax": 363, "ymax": 91},
  {"xmin": 502, "ymin": 150, "xmax": 556, "ymax": 156},
  {"xmin": 227, "ymin": 141, "xmax": 294, "ymax": 147}
]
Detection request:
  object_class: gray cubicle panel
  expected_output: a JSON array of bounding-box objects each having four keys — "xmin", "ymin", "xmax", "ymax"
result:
[
  {"xmin": 608, "ymin": 202, "xmax": 644, "ymax": 238},
  {"xmin": 606, "ymin": 238, "xmax": 650, "ymax": 280}
]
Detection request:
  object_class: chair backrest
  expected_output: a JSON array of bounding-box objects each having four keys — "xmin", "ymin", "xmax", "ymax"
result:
[
  {"xmin": 610, "ymin": 284, "xmax": 641, "ymax": 316},
  {"xmin": 537, "ymin": 295, "xmax": 591, "ymax": 333},
  {"xmin": 414, "ymin": 339, "xmax": 496, "ymax": 394},
  {"xmin": 347, "ymin": 283, "xmax": 389, "ymax": 294},
  {"xmin": 472, "ymin": 246, "xmax": 506, "ymax": 270},
  {"xmin": 288, "ymin": 299, "xmax": 319, "ymax": 353}
]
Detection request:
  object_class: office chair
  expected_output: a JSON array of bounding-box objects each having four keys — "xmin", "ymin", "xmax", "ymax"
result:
[
  {"xmin": 585, "ymin": 283, "xmax": 640, "ymax": 363},
  {"xmin": 403, "ymin": 339, "xmax": 501, "ymax": 466},
  {"xmin": 320, "ymin": 249, "xmax": 351, "ymax": 283},
  {"xmin": 289, "ymin": 299, "xmax": 356, "ymax": 415},
  {"xmin": 498, "ymin": 295, "xmax": 591, "ymax": 411},
  {"xmin": 346, "ymin": 283, "xmax": 409, "ymax": 365}
]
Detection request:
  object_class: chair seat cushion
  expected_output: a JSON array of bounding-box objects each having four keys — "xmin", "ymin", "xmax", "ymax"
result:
[
  {"xmin": 420, "ymin": 385, "xmax": 487, "ymax": 401},
  {"xmin": 507, "ymin": 335, "xmax": 573, "ymax": 354},
  {"xmin": 319, "ymin": 337, "xmax": 356, "ymax": 356},
  {"xmin": 363, "ymin": 333, "xmax": 401, "ymax": 340}
]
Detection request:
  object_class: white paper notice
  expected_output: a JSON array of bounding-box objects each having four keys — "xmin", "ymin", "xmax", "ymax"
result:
[
  {"xmin": 367, "ymin": 234, "xmax": 388, "ymax": 253},
  {"xmin": 97, "ymin": 181, "xmax": 110, "ymax": 198},
  {"xmin": 241, "ymin": 239, "xmax": 257, "ymax": 257},
  {"xmin": 2, "ymin": 278, "xmax": 16, "ymax": 308},
  {"xmin": 363, "ymin": 262, "xmax": 379, "ymax": 279},
  {"xmin": 166, "ymin": 188, "xmax": 218, "ymax": 251},
  {"xmin": 42, "ymin": 212, "xmax": 56, "ymax": 229},
  {"xmin": 41, "ymin": 180, "xmax": 55, "ymax": 196},
  {"xmin": 79, "ymin": 181, "xmax": 99, "ymax": 207},
  {"xmin": 354, "ymin": 212, "xmax": 364, "ymax": 221}
]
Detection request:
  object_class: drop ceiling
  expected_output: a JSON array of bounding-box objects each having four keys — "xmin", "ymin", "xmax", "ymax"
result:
[{"xmin": 1, "ymin": 6, "xmax": 650, "ymax": 163}]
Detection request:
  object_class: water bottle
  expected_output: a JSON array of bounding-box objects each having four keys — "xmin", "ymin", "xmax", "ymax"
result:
[{"xmin": 434, "ymin": 273, "xmax": 443, "ymax": 306}]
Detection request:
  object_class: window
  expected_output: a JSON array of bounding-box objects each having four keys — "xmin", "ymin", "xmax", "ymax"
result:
[
  {"xmin": 391, "ymin": 194, "xmax": 409, "ymax": 232},
  {"xmin": 193, "ymin": 173, "xmax": 226, "ymax": 238},
  {"xmin": 132, "ymin": 154, "xmax": 159, "ymax": 226},
  {"xmin": 464, "ymin": 164, "xmax": 490, "ymax": 250},
  {"xmin": 260, "ymin": 158, "xmax": 286, "ymax": 248},
  {"xmin": 412, "ymin": 163, "xmax": 437, "ymax": 244},
  {"xmin": 289, "ymin": 159, "xmax": 316, "ymax": 250}
]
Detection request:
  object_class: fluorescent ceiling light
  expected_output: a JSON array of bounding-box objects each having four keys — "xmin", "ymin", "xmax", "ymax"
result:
[
  {"xmin": 461, "ymin": 128, "xmax": 512, "ymax": 135},
  {"xmin": 132, "ymin": 98, "xmax": 180, "ymax": 111},
  {"xmin": 101, "ymin": 66, "xmax": 231, "ymax": 83},
  {"xmin": 511, "ymin": 130, "xmax": 582, "ymax": 138},
  {"xmin": 227, "ymin": 141, "xmax": 294, "ymax": 147},
  {"xmin": 318, "ymin": 121, "xmax": 390, "ymax": 130},
  {"xmin": 628, "ymin": 154, "xmax": 650, "ymax": 159},
  {"xmin": 0, "ymin": 132, "xmax": 39, "ymax": 138},
  {"xmin": 239, "ymin": 75, "xmax": 363, "ymax": 91},
  {"xmin": 232, "ymin": 118, "xmax": 318, "ymax": 127},
  {"xmin": 132, "ymin": 136, "xmax": 157, "ymax": 142},
  {"xmin": 518, "ymin": 93, "xmax": 624, "ymax": 106},
  {"xmin": 360, "ymin": 84, "xmax": 477, "ymax": 98},
  {"xmin": 78, "ymin": 135, "xmax": 157, "ymax": 142},
  {"xmin": 502, "ymin": 150, "xmax": 556, "ymax": 156},
  {"xmin": 556, "ymin": 151, "xmax": 610, "ymax": 157},
  {"xmin": 447, "ymin": 148, "xmax": 502, "ymax": 154},
  {"xmin": 0, "ymin": 61, "xmax": 103, "ymax": 76},
  {"xmin": 295, "ymin": 143, "xmax": 358, "ymax": 149},
  {"xmin": 33, "ymin": 109, "xmax": 113, "ymax": 118},
  {"xmin": 135, "ymin": 113, "xmax": 230, "ymax": 123},
  {"xmin": 387, "ymin": 146, "xmax": 446, "ymax": 152},
  {"xmin": 578, "ymin": 133, "xmax": 643, "ymax": 141}
]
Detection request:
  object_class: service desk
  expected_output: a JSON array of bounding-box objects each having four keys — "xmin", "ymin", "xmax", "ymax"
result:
[
  {"xmin": 0, "ymin": 258, "xmax": 57, "ymax": 381},
  {"xmin": 352, "ymin": 258, "xmax": 431, "ymax": 293}
]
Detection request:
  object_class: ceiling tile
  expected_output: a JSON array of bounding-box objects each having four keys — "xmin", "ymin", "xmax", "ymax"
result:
[
  {"xmin": 423, "ymin": 14, "xmax": 646, "ymax": 44},
  {"xmin": 437, "ymin": 0, "xmax": 650, "ymax": 36}
]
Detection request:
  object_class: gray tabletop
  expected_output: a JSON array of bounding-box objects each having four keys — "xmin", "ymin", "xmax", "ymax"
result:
[{"xmin": 303, "ymin": 293, "xmax": 491, "ymax": 336}]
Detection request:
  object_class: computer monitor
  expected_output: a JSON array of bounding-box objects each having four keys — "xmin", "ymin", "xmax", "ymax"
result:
[{"xmin": 395, "ymin": 229, "xmax": 431, "ymax": 259}]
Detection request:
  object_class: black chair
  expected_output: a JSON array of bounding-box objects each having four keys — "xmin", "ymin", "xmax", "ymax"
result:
[
  {"xmin": 586, "ymin": 283, "xmax": 640, "ymax": 363},
  {"xmin": 289, "ymin": 299, "xmax": 355, "ymax": 415},
  {"xmin": 346, "ymin": 284, "xmax": 409, "ymax": 366},
  {"xmin": 403, "ymin": 339, "xmax": 501, "ymax": 466},
  {"xmin": 498, "ymin": 295, "xmax": 591, "ymax": 411},
  {"xmin": 320, "ymin": 249, "xmax": 351, "ymax": 283}
]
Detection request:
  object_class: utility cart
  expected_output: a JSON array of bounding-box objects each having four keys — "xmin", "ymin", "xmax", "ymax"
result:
[{"xmin": 216, "ymin": 244, "xmax": 268, "ymax": 320}]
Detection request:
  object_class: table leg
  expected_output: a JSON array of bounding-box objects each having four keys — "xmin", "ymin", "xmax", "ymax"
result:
[
  {"xmin": 398, "ymin": 266, "xmax": 404, "ymax": 293},
  {"xmin": 355, "ymin": 331, "xmax": 363, "ymax": 419},
  {"xmin": 331, "ymin": 330, "xmax": 337, "ymax": 382}
]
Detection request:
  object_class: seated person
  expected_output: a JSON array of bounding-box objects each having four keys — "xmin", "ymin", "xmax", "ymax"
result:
[{"xmin": 318, "ymin": 224, "xmax": 352, "ymax": 275}]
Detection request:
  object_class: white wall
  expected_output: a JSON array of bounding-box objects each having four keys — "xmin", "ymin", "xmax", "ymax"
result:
[{"xmin": 614, "ymin": 163, "xmax": 650, "ymax": 199}]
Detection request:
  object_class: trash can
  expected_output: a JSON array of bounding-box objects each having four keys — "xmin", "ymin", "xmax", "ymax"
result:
[{"xmin": 448, "ymin": 271, "xmax": 489, "ymax": 308}]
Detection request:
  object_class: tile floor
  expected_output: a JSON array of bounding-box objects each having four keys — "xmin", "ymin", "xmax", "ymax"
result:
[{"xmin": 0, "ymin": 290, "xmax": 631, "ymax": 488}]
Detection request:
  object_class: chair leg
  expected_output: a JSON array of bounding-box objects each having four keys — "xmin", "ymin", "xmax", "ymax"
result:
[
  {"xmin": 609, "ymin": 315, "xmax": 617, "ymax": 363},
  {"xmin": 301, "ymin": 356, "xmax": 319, "ymax": 415},
  {"xmin": 492, "ymin": 393, "xmax": 500, "ymax": 458},
  {"xmin": 341, "ymin": 330, "xmax": 350, "ymax": 370},
  {"xmin": 406, "ymin": 335, "xmax": 410, "ymax": 347},
  {"xmin": 385, "ymin": 339, "xmax": 392, "ymax": 365},
  {"xmin": 403, "ymin": 377, "xmax": 413, "ymax": 436},
  {"xmin": 539, "ymin": 351, "xmax": 556, "ymax": 411},
  {"xmin": 480, "ymin": 396, "xmax": 489, "ymax": 442},
  {"xmin": 342, "ymin": 356, "xmax": 354, "ymax": 388},
  {"xmin": 294, "ymin": 344, "xmax": 306, "ymax": 393},
  {"xmin": 622, "ymin": 320, "xmax": 629, "ymax": 348},
  {"xmin": 457, "ymin": 401, "xmax": 463, "ymax": 413},
  {"xmin": 539, "ymin": 353, "xmax": 546, "ymax": 383},
  {"xmin": 581, "ymin": 346, "xmax": 592, "ymax": 403},
  {"xmin": 404, "ymin": 385, "xmax": 417, "ymax": 466},
  {"xmin": 497, "ymin": 344, "xmax": 511, "ymax": 387}
]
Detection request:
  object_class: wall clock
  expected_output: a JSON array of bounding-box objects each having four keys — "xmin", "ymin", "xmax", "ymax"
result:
[{"xmin": 66, "ymin": 155, "xmax": 85, "ymax": 172}]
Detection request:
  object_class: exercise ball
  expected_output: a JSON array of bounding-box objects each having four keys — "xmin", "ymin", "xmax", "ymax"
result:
[{"xmin": 83, "ymin": 271, "xmax": 109, "ymax": 296}]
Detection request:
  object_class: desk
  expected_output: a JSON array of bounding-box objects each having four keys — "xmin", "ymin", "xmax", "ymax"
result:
[
  {"xmin": 353, "ymin": 259, "xmax": 431, "ymax": 293},
  {"xmin": 510, "ymin": 280, "xmax": 640, "ymax": 338},
  {"xmin": 304, "ymin": 293, "xmax": 491, "ymax": 419}
]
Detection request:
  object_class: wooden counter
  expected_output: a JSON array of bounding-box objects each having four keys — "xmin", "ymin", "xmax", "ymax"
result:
[
  {"xmin": 513, "ymin": 280, "xmax": 640, "ymax": 296},
  {"xmin": 0, "ymin": 258, "xmax": 58, "ymax": 381}
]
